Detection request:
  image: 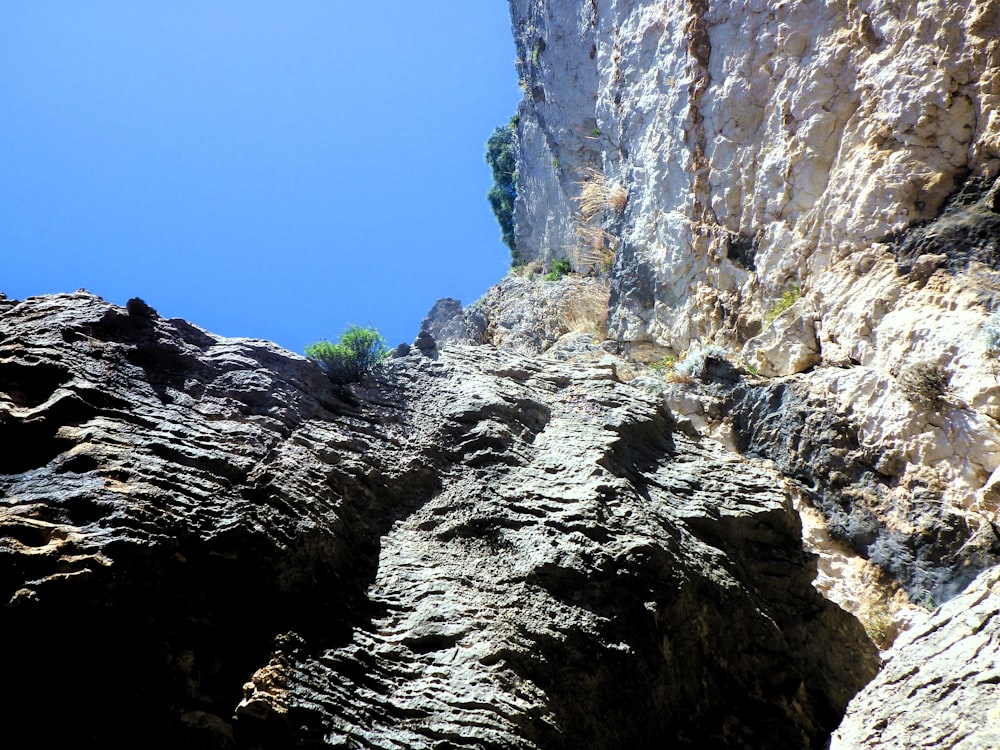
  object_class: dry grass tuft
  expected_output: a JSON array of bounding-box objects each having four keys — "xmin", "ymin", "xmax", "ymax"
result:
[
  {"xmin": 573, "ymin": 169, "xmax": 626, "ymax": 275},
  {"xmin": 899, "ymin": 362, "xmax": 952, "ymax": 409},
  {"xmin": 509, "ymin": 260, "xmax": 544, "ymax": 278},
  {"xmin": 576, "ymin": 168, "xmax": 627, "ymax": 221},
  {"xmin": 558, "ymin": 280, "xmax": 610, "ymax": 339},
  {"xmin": 608, "ymin": 183, "xmax": 628, "ymax": 214},
  {"xmin": 574, "ymin": 223, "xmax": 618, "ymax": 273}
]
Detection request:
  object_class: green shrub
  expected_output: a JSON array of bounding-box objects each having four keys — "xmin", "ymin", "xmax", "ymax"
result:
[
  {"xmin": 763, "ymin": 284, "xmax": 802, "ymax": 328},
  {"xmin": 486, "ymin": 122, "xmax": 520, "ymax": 264},
  {"xmin": 543, "ymin": 256, "xmax": 573, "ymax": 281},
  {"xmin": 649, "ymin": 355, "xmax": 675, "ymax": 376},
  {"xmin": 306, "ymin": 325, "xmax": 390, "ymax": 384}
]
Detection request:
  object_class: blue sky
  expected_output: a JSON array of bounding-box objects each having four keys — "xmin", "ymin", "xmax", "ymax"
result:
[{"xmin": 1, "ymin": 2, "xmax": 520, "ymax": 352}]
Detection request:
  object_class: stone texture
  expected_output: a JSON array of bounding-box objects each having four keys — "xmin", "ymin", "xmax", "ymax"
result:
[
  {"xmin": 742, "ymin": 298, "xmax": 821, "ymax": 377},
  {"xmin": 831, "ymin": 565, "xmax": 1000, "ymax": 750},
  {"xmin": 509, "ymin": 0, "xmax": 603, "ymax": 267},
  {"xmin": 0, "ymin": 292, "xmax": 877, "ymax": 749},
  {"xmin": 636, "ymin": 364, "xmax": 1000, "ymax": 605},
  {"xmin": 507, "ymin": 0, "xmax": 1000, "ymax": 678},
  {"xmin": 893, "ymin": 176, "xmax": 1000, "ymax": 275},
  {"xmin": 417, "ymin": 297, "xmax": 471, "ymax": 345},
  {"xmin": 510, "ymin": 0, "xmax": 1000, "ymax": 352},
  {"xmin": 419, "ymin": 275, "xmax": 611, "ymax": 355}
]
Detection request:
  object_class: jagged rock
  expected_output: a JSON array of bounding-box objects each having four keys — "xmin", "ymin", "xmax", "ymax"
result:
[
  {"xmin": 831, "ymin": 565, "xmax": 1000, "ymax": 749},
  {"xmin": 422, "ymin": 275, "xmax": 610, "ymax": 356},
  {"xmin": 742, "ymin": 299, "xmax": 821, "ymax": 377},
  {"xmin": 508, "ymin": 1, "xmax": 1000, "ymax": 621},
  {"xmin": 728, "ymin": 367, "xmax": 1000, "ymax": 603},
  {"xmin": 417, "ymin": 297, "xmax": 475, "ymax": 346},
  {"xmin": 893, "ymin": 176, "xmax": 1000, "ymax": 275},
  {"xmin": 510, "ymin": 0, "xmax": 1000, "ymax": 351},
  {"xmin": 0, "ymin": 292, "xmax": 877, "ymax": 749}
]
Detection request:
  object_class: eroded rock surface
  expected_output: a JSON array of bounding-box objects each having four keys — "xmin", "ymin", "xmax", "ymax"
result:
[
  {"xmin": 507, "ymin": 2, "xmax": 1000, "ymax": 600},
  {"xmin": 0, "ymin": 293, "xmax": 877, "ymax": 749},
  {"xmin": 509, "ymin": 0, "xmax": 1000, "ymax": 351},
  {"xmin": 418, "ymin": 275, "xmax": 611, "ymax": 356},
  {"xmin": 831, "ymin": 565, "xmax": 1000, "ymax": 750}
]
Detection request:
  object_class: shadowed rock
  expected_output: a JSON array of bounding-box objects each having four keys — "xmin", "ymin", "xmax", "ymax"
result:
[
  {"xmin": 832, "ymin": 565, "xmax": 1000, "ymax": 750},
  {"xmin": 0, "ymin": 292, "xmax": 877, "ymax": 749}
]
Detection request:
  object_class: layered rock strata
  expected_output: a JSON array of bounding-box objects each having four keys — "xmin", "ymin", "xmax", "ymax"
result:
[
  {"xmin": 506, "ymin": 0, "xmax": 1000, "ymax": 638},
  {"xmin": 831, "ymin": 564, "xmax": 1000, "ymax": 750},
  {"xmin": 0, "ymin": 292, "xmax": 877, "ymax": 749}
]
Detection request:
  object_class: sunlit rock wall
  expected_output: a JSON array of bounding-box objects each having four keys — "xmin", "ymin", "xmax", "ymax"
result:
[{"xmin": 510, "ymin": 0, "xmax": 1000, "ymax": 350}]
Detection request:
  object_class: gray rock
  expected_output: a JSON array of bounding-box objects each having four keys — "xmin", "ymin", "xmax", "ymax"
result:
[
  {"xmin": 0, "ymin": 292, "xmax": 877, "ymax": 749},
  {"xmin": 893, "ymin": 176, "xmax": 1000, "ymax": 276},
  {"xmin": 412, "ymin": 328, "xmax": 436, "ymax": 353},
  {"xmin": 508, "ymin": 0, "xmax": 602, "ymax": 266},
  {"xmin": 434, "ymin": 275, "xmax": 611, "ymax": 356},
  {"xmin": 728, "ymin": 376, "xmax": 998, "ymax": 603},
  {"xmin": 743, "ymin": 299, "xmax": 821, "ymax": 377},
  {"xmin": 418, "ymin": 297, "xmax": 476, "ymax": 346},
  {"xmin": 832, "ymin": 565, "xmax": 1000, "ymax": 750}
]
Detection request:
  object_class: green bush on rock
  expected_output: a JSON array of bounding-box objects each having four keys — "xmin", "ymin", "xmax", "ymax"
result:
[
  {"xmin": 543, "ymin": 257, "xmax": 573, "ymax": 281},
  {"xmin": 306, "ymin": 325, "xmax": 390, "ymax": 384},
  {"xmin": 486, "ymin": 120, "xmax": 520, "ymax": 265},
  {"xmin": 763, "ymin": 284, "xmax": 802, "ymax": 328}
]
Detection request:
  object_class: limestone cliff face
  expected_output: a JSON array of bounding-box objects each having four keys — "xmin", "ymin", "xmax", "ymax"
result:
[
  {"xmin": 508, "ymin": 0, "xmax": 1000, "ymax": 607},
  {"xmin": 501, "ymin": 3, "xmax": 1000, "ymax": 741},
  {"xmin": 511, "ymin": 0, "xmax": 1000, "ymax": 345},
  {"xmin": 0, "ymin": 293, "xmax": 877, "ymax": 748},
  {"xmin": 831, "ymin": 565, "xmax": 1000, "ymax": 749}
]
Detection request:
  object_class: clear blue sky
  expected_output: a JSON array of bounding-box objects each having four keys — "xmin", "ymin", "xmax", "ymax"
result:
[{"xmin": 1, "ymin": 2, "xmax": 520, "ymax": 351}]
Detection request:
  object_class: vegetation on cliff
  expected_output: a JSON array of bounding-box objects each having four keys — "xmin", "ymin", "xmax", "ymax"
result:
[
  {"xmin": 306, "ymin": 325, "xmax": 389, "ymax": 384},
  {"xmin": 485, "ymin": 120, "xmax": 519, "ymax": 264}
]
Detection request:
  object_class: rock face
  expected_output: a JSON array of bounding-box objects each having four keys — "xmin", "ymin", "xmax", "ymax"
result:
[
  {"xmin": 417, "ymin": 274, "xmax": 611, "ymax": 355},
  {"xmin": 831, "ymin": 564, "xmax": 1000, "ymax": 750},
  {"xmin": 501, "ymin": 1, "xmax": 1000, "ymax": 741},
  {"xmin": 510, "ymin": 0, "xmax": 1000, "ymax": 348},
  {"xmin": 8, "ymin": 2, "xmax": 1000, "ymax": 745},
  {"xmin": 508, "ymin": 0, "xmax": 1000, "ymax": 652},
  {"xmin": 0, "ymin": 292, "xmax": 877, "ymax": 748}
]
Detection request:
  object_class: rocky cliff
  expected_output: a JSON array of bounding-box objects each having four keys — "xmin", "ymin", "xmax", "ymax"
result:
[
  {"xmin": 6, "ymin": 1, "xmax": 1000, "ymax": 747},
  {"xmin": 494, "ymin": 0, "xmax": 1000, "ymax": 743},
  {"xmin": 1, "ymin": 292, "xmax": 877, "ymax": 748}
]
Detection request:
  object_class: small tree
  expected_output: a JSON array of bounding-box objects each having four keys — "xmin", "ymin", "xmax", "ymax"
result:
[
  {"xmin": 306, "ymin": 325, "xmax": 390, "ymax": 384},
  {"xmin": 486, "ymin": 121, "xmax": 520, "ymax": 264}
]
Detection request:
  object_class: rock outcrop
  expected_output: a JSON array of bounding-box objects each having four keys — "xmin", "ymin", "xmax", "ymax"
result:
[
  {"xmin": 0, "ymin": 292, "xmax": 877, "ymax": 748},
  {"xmin": 417, "ymin": 274, "xmax": 611, "ymax": 355},
  {"xmin": 510, "ymin": 0, "xmax": 1000, "ymax": 348},
  {"xmin": 831, "ymin": 564, "xmax": 1000, "ymax": 750},
  {"xmin": 8, "ymin": 1, "xmax": 1000, "ymax": 746},
  {"xmin": 501, "ymin": 2, "xmax": 1000, "ymax": 741},
  {"xmin": 507, "ymin": 0, "xmax": 1000, "ymax": 634}
]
